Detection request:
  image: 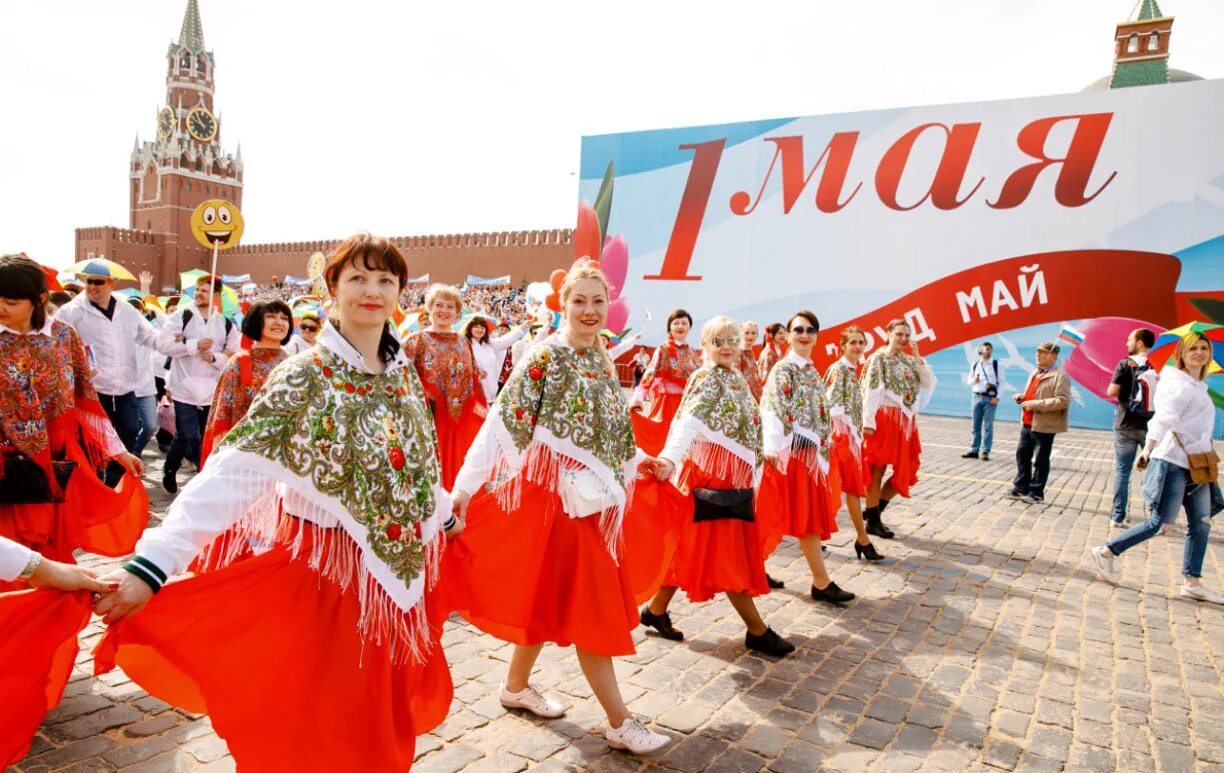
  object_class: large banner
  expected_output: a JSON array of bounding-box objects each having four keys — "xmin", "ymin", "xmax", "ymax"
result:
[{"xmin": 579, "ymin": 79, "xmax": 1224, "ymax": 432}]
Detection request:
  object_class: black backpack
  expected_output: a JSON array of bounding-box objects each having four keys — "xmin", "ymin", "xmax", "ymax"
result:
[
  {"xmin": 1124, "ymin": 358, "xmax": 1156, "ymax": 420},
  {"xmin": 163, "ymin": 309, "xmax": 233, "ymax": 370}
]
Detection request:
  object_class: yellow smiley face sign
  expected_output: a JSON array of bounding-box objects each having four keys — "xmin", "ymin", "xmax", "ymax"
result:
[{"xmin": 190, "ymin": 199, "xmax": 244, "ymax": 250}]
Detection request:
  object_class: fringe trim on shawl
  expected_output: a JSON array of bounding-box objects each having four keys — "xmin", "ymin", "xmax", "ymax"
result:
[
  {"xmin": 688, "ymin": 437, "xmax": 758, "ymax": 491},
  {"xmin": 487, "ymin": 441, "xmax": 634, "ymax": 564},
  {"xmin": 193, "ymin": 473, "xmax": 444, "ymax": 666},
  {"xmin": 830, "ymin": 415, "xmax": 863, "ymax": 467}
]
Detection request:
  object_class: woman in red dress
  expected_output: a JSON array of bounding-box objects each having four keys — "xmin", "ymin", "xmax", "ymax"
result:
[
  {"xmin": 756, "ymin": 322, "xmax": 787, "ymax": 384},
  {"xmin": 404, "ymin": 284, "xmax": 488, "ymax": 489},
  {"xmin": 631, "ymin": 309, "xmax": 700, "ymax": 457},
  {"xmin": 0, "ymin": 254, "xmax": 147, "ymax": 593},
  {"xmin": 198, "ymin": 297, "xmax": 292, "ymax": 468},
  {"xmin": 446, "ymin": 265, "xmax": 671, "ymax": 756},
  {"xmin": 735, "ymin": 320, "xmax": 763, "ymax": 403},
  {"xmin": 861, "ymin": 318, "xmax": 935, "ymax": 539},
  {"xmin": 824, "ymin": 326, "xmax": 883, "ymax": 560},
  {"xmin": 638, "ymin": 316, "xmax": 794, "ymax": 656},
  {"xmin": 92, "ymin": 234, "xmax": 458, "ymax": 772},
  {"xmin": 0, "ymin": 536, "xmax": 118, "ymax": 768},
  {"xmin": 756, "ymin": 311, "xmax": 856, "ymax": 604}
]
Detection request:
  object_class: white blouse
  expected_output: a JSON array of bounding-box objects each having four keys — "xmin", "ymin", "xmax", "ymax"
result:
[
  {"xmin": 1147, "ymin": 365, "xmax": 1217, "ymax": 469},
  {"xmin": 0, "ymin": 535, "xmax": 35, "ymax": 582}
]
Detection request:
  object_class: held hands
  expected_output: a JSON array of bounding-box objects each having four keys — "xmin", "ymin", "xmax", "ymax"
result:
[
  {"xmin": 93, "ymin": 571, "xmax": 154, "ymax": 624},
  {"xmin": 29, "ymin": 559, "xmax": 118, "ymax": 594},
  {"xmin": 764, "ymin": 452, "xmax": 787, "ymax": 474},
  {"xmin": 113, "ymin": 452, "xmax": 144, "ymax": 479},
  {"xmin": 649, "ymin": 457, "xmax": 675, "ymax": 481},
  {"xmin": 448, "ymin": 490, "xmax": 470, "ymax": 536}
]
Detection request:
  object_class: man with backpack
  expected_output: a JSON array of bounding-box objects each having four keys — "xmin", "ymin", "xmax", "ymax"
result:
[
  {"xmin": 156, "ymin": 275, "xmax": 240, "ymax": 493},
  {"xmin": 963, "ymin": 341, "xmax": 1001, "ymax": 461},
  {"xmin": 1106, "ymin": 328, "xmax": 1157, "ymax": 527}
]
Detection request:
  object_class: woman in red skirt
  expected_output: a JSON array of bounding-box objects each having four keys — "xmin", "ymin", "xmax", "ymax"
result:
[
  {"xmin": 825, "ymin": 326, "xmax": 884, "ymax": 561},
  {"xmin": 0, "ymin": 254, "xmax": 147, "ymax": 593},
  {"xmin": 631, "ymin": 309, "xmax": 700, "ymax": 456},
  {"xmin": 638, "ymin": 316, "xmax": 794, "ymax": 656},
  {"xmin": 756, "ymin": 322, "xmax": 787, "ymax": 384},
  {"xmin": 403, "ymin": 283, "xmax": 488, "ymax": 489},
  {"xmin": 861, "ymin": 318, "xmax": 936, "ymax": 539},
  {"xmin": 447, "ymin": 265, "xmax": 671, "ymax": 756},
  {"xmin": 735, "ymin": 320, "xmax": 763, "ymax": 403},
  {"xmin": 92, "ymin": 234, "xmax": 459, "ymax": 772},
  {"xmin": 757, "ymin": 311, "xmax": 856, "ymax": 604},
  {"xmin": 0, "ymin": 536, "xmax": 116, "ymax": 768}
]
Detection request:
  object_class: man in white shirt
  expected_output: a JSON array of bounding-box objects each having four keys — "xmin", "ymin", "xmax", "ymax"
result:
[
  {"xmin": 282, "ymin": 311, "xmax": 321, "ymax": 355},
  {"xmin": 56, "ymin": 273, "xmax": 174, "ymax": 485},
  {"xmin": 157, "ymin": 276, "xmax": 241, "ymax": 493},
  {"xmin": 962, "ymin": 341, "xmax": 1001, "ymax": 461}
]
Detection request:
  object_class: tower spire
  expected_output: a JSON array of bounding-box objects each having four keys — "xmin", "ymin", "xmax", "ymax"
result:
[
  {"xmin": 1134, "ymin": 0, "xmax": 1164, "ymax": 21},
  {"xmin": 178, "ymin": 0, "xmax": 205, "ymax": 54}
]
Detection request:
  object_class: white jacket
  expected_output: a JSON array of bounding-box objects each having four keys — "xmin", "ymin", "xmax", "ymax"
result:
[
  {"xmin": 1148, "ymin": 365, "xmax": 1216, "ymax": 469},
  {"xmin": 471, "ymin": 326, "xmax": 526, "ymax": 401},
  {"xmin": 55, "ymin": 293, "xmax": 171, "ymax": 397},
  {"xmin": 0, "ymin": 535, "xmax": 35, "ymax": 582},
  {"xmin": 157, "ymin": 307, "xmax": 241, "ymax": 407}
]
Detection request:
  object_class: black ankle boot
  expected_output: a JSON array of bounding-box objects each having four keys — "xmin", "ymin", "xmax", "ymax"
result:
[
  {"xmin": 640, "ymin": 608, "xmax": 684, "ymax": 641},
  {"xmin": 810, "ymin": 581, "xmax": 855, "ymax": 604},
  {"xmin": 854, "ymin": 541, "xmax": 884, "ymax": 561},
  {"xmin": 865, "ymin": 511, "xmax": 893, "ymax": 539},
  {"xmin": 766, "ymin": 574, "xmax": 785, "ymax": 589},
  {"xmin": 745, "ymin": 627, "xmax": 796, "ymax": 656}
]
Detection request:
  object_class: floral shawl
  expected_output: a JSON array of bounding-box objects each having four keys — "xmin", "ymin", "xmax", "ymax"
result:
[
  {"xmin": 663, "ymin": 363, "xmax": 762, "ymax": 490},
  {"xmin": 760, "ymin": 352, "xmax": 833, "ymax": 475}
]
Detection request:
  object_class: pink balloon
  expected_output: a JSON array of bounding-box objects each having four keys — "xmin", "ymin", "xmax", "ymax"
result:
[
  {"xmin": 1076, "ymin": 316, "xmax": 1163, "ymax": 371},
  {"xmin": 600, "ymin": 234, "xmax": 629, "ymax": 298},
  {"xmin": 1063, "ymin": 348, "xmax": 1114, "ymax": 402},
  {"xmin": 606, "ymin": 297, "xmax": 629, "ymax": 333}
]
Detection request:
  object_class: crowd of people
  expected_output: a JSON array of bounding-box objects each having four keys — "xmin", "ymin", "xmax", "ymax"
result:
[{"xmin": 0, "ymin": 241, "xmax": 1219, "ymax": 769}]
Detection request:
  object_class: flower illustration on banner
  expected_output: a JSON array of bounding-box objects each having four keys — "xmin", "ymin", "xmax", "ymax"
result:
[{"xmin": 545, "ymin": 163, "xmax": 633, "ymax": 335}]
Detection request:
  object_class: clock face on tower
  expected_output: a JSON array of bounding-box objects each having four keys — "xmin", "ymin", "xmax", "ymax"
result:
[
  {"xmin": 187, "ymin": 107, "xmax": 217, "ymax": 142},
  {"xmin": 157, "ymin": 106, "xmax": 175, "ymax": 140}
]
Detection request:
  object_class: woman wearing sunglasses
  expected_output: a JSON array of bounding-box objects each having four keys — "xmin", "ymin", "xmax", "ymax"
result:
[
  {"xmin": 639, "ymin": 316, "xmax": 795, "ymax": 656},
  {"xmin": 757, "ymin": 311, "xmax": 855, "ymax": 604},
  {"xmin": 861, "ymin": 318, "xmax": 936, "ymax": 539}
]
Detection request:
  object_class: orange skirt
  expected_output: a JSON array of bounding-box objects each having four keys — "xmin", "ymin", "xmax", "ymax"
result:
[
  {"xmin": 0, "ymin": 469, "xmax": 148, "ymax": 594},
  {"xmin": 757, "ymin": 454, "xmax": 842, "ymax": 554},
  {"xmin": 862, "ymin": 408, "xmax": 922, "ymax": 497},
  {"xmin": 93, "ymin": 522, "xmax": 452, "ymax": 773},
  {"xmin": 831, "ymin": 429, "xmax": 867, "ymax": 498},
  {"xmin": 434, "ymin": 406, "xmax": 485, "ymax": 491},
  {"xmin": 631, "ymin": 392, "xmax": 682, "ymax": 457},
  {"xmin": 0, "ymin": 589, "xmax": 93, "ymax": 768},
  {"xmin": 442, "ymin": 480, "xmax": 641, "ymax": 656}
]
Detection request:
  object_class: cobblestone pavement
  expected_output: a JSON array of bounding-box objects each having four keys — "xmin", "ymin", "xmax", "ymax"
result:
[{"xmin": 8, "ymin": 416, "xmax": 1224, "ymax": 772}]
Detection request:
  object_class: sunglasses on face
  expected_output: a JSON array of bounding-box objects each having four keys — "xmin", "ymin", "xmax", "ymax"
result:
[
  {"xmin": 713, "ymin": 336, "xmax": 741, "ymax": 348},
  {"xmin": 790, "ymin": 326, "xmax": 817, "ymax": 335},
  {"xmin": 85, "ymin": 279, "xmax": 108, "ymax": 286},
  {"xmin": 299, "ymin": 324, "xmax": 319, "ymax": 332}
]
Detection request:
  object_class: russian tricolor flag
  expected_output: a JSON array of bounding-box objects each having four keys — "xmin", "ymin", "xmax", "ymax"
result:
[{"xmin": 1057, "ymin": 324, "xmax": 1084, "ymax": 348}]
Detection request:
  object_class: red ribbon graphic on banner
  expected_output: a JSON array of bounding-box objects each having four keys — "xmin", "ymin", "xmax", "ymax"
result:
[{"xmin": 813, "ymin": 250, "xmax": 1181, "ymax": 368}]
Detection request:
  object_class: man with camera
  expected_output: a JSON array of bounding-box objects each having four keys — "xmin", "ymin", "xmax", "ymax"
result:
[{"xmin": 962, "ymin": 341, "xmax": 1000, "ymax": 461}]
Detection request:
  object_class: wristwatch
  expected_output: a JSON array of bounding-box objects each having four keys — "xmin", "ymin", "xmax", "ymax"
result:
[{"xmin": 18, "ymin": 551, "xmax": 41, "ymax": 580}]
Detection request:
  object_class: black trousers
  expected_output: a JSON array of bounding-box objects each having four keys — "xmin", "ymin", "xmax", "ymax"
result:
[{"xmin": 1013, "ymin": 424, "xmax": 1056, "ymax": 498}]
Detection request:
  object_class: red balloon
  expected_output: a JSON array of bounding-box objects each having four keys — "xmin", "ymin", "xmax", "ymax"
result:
[
  {"xmin": 545, "ymin": 293, "xmax": 561, "ymax": 312},
  {"xmin": 549, "ymin": 269, "xmax": 566, "ymax": 291}
]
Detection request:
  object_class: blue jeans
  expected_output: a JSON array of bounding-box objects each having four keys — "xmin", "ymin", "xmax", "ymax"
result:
[
  {"xmin": 1107, "ymin": 459, "xmax": 1213, "ymax": 578},
  {"xmin": 1111, "ymin": 430, "xmax": 1145, "ymax": 522},
  {"xmin": 165, "ymin": 401, "xmax": 210, "ymax": 475},
  {"xmin": 132, "ymin": 394, "xmax": 159, "ymax": 457},
  {"xmin": 98, "ymin": 391, "xmax": 138, "ymax": 486},
  {"xmin": 970, "ymin": 394, "xmax": 996, "ymax": 454}
]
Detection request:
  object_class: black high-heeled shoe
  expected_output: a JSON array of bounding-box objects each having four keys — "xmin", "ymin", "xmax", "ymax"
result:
[{"xmin": 854, "ymin": 541, "xmax": 884, "ymax": 561}]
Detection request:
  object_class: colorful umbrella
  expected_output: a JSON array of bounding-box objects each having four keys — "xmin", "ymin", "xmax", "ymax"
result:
[
  {"xmin": 65, "ymin": 257, "xmax": 136, "ymax": 281},
  {"xmin": 1148, "ymin": 321, "xmax": 1224, "ymax": 374},
  {"xmin": 181, "ymin": 283, "xmax": 240, "ymax": 317},
  {"xmin": 179, "ymin": 268, "xmax": 209, "ymax": 290},
  {"xmin": 115, "ymin": 288, "xmax": 148, "ymax": 299}
]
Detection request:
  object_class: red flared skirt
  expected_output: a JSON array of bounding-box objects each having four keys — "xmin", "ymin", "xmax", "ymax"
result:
[
  {"xmin": 442, "ymin": 480, "xmax": 641, "ymax": 656},
  {"xmin": 434, "ymin": 406, "xmax": 485, "ymax": 491},
  {"xmin": 862, "ymin": 408, "xmax": 922, "ymax": 497},
  {"xmin": 93, "ymin": 522, "xmax": 452, "ymax": 773},
  {"xmin": 623, "ymin": 476, "xmax": 684, "ymax": 605},
  {"xmin": 0, "ymin": 470, "xmax": 148, "ymax": 594},
  {"xmin": 756, "ymin": 454, "xmax": 842, "ymax": 555},
  {"xmin": 631, "ymin": 392, "xmax": 682, "ymax": 457},
  {"xmin": 0, "ymin": 589, "xmax": 92, "ymax": 768},
  {"xmin": 831, "ymin": 429, "xmax": 868, "ymax": 498}
]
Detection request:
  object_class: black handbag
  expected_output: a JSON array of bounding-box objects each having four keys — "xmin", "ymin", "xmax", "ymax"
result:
[
  {"xmin": 692, "ymin": 488, "xmax": 755, "ymax": 523},
  {"xmin": 0, "ymin": 452, "xmax": 77, "ymax": 504}
]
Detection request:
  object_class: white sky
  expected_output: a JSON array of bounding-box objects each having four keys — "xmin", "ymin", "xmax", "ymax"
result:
[{"xmin": 1, "ymin": 0, "xmax": 1220, "ymax": 269}]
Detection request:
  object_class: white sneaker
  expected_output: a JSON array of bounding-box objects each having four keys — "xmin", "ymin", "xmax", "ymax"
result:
[
  {"xmin": 605, "ymin": 717, "xmax": 670, "ymax": 755},
  {"xmin": 1091, "ymin": 546, "xmax": 1118, "ymax": 585},
  {"xmin": 1180, "ymin": 585, "xmax": 1224, "ymax": 604},
  {"xmin": 498, "ymin": 684, "xmax": 566, "ymax": 718}
]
